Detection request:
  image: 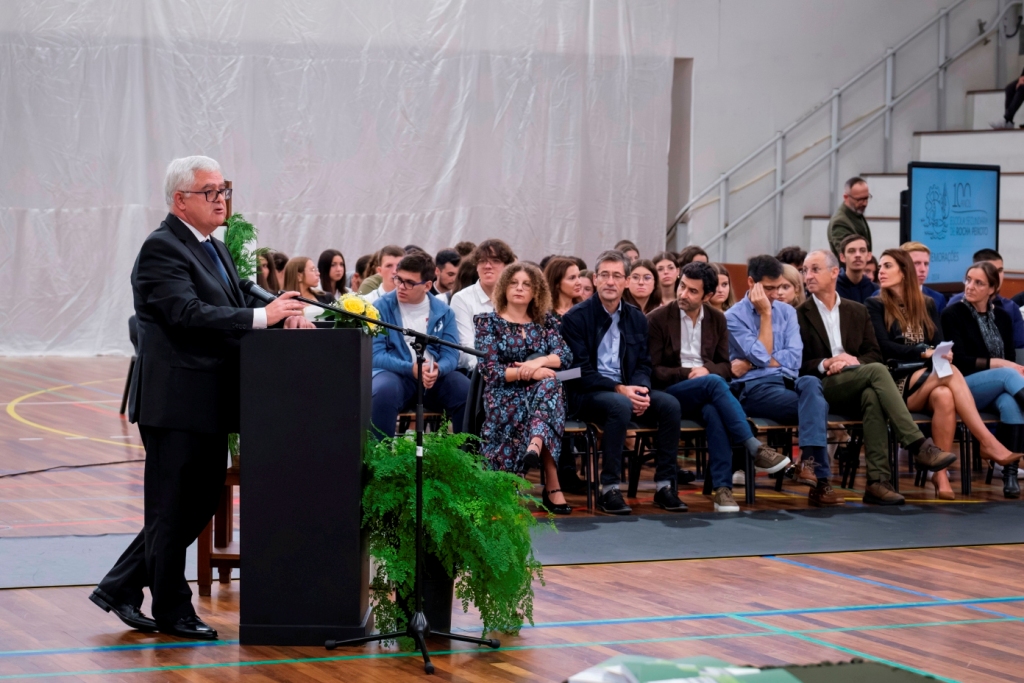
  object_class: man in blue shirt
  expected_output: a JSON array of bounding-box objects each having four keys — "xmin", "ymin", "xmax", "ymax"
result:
[
  {"xmin": 947, "ymin": 249, "xmax": 1024, "ymax": 349},
  {"xmin": 901, "ymin": 242, "xmax": 947, "ymax": 314},
  {"xmin": 371, "ymin": 252, "xmax": 470, "ymax": 438},
  {"xmin": 562, "ymin": 250, "xmax": 686, "ymax": 515},
  {"xmin": 726, "ymin": 255, "xmax": 843, "ymax": 506},
  {"xmin": 835, "ymin": 234, "xmax": 878, "ymax": 304}
]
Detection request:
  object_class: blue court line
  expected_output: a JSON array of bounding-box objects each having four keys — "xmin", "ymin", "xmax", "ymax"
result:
[
  {"xmin": 3, "ymin": 616, "xmax": 1022, "ymax": 680},
  {"xmin": 767, "ymin": 555, "xmax": 1014, "ymax": 618},
  {"xmin": 730, "ymin": 614, "xmax": 961, "ymax": 683},
  {"xmin": 4, "ymin": 595, "xmax": 1024, "ymax": 660}
]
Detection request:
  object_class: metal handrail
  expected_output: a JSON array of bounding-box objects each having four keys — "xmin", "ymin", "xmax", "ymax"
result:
[{"xmin": 696, "ymin": 0, "xmax": 1021, "ymax": 252}]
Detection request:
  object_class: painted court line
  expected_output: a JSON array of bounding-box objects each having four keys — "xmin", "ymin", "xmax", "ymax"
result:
[{"xmin": 2, "ymin": 616, "xmax": 1021, "ymax": 680}]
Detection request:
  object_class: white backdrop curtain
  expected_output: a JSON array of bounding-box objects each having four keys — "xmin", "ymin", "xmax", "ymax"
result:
[{"xmin": 0, "ymin": 0, "xmax": 675, "ymax": 355}]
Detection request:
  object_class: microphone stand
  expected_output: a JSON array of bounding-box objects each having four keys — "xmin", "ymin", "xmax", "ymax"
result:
[{"xmin": 312, "ymin": 295, "xmax": 499, "ymax": 674}]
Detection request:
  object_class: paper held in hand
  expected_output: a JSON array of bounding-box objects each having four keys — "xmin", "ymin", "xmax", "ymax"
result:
[{"xmin": 932, "ymin": 341, "xmax": 954, "ymax": 378}]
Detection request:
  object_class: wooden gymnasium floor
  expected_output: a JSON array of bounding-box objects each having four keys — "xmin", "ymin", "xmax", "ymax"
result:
[{"xmin": 2, "ymin": 357, "xmax": 1024, "ymax": 682}]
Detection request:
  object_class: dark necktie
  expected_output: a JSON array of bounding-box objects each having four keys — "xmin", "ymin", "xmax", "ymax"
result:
[{"xmin": 201, "ymin": 239, "xmax": 231, "ymax": 286}]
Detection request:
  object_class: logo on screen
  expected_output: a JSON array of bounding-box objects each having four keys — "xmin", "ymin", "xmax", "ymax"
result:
[
  {"xmin": 921, "ymin": 184, "xmax": 949, "ymax": 239},
  {"xmin": 920, "ymin": 182, "xmax": 988, "ymax": 241}
]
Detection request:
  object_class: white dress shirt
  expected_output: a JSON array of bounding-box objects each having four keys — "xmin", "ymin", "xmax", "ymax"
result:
[
  {"xmin": 182, "ymin": 219, "xmax": 266, "ymax": 329},
  {"xmin": 812, "ymin": 293, "xmax": 844, "ymax": 374},
  {"xmin": 679, "ymin": 305, "xmax": 704, "ymax": 368},
  {"xmin": 449, "ymin": 282, "xmax": 494, "ymax": 370}
]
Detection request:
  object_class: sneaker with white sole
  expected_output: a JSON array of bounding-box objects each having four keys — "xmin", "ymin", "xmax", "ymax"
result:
[
  {"xmin": 753, "ymin": 445, "xmax": 791, "ymax": 474},
  {"xmin": 991, "ymin": 119, "xmax": 1014, "ymax": 129},
  {"xmin": 713, "ymin": 487, "xmax": 740, "ymax": 512}
]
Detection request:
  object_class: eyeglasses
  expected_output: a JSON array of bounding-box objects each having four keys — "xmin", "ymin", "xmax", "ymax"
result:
[
  {"xmin": 392, "ymin": 275, "xmax": 430, "ymax": 289},
  {"xmin": 848, "ymin": 193, "xmax": 872, "ymax": 202},
  {"xmin": 629, "ymin": 274, "xmax": 655, "ymax": 284},
  {"xmin": 509, "ymin": 280, "xmax": 534, "ymax": 290},
  {"xmin": 179, "ymin": 187, "xmax": 232, "ymax": 202},
  {"xmin": 595, "ymin": 272, "xmax": 626, "ymax": 282}
]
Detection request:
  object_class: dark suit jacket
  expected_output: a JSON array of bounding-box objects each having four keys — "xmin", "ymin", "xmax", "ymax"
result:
[
  {"xmin": 646, "ymin": 303, "xmax": 731, "ymax": 389},
  {"xmin": 796, "ymin": 295, "xmax": 882, "ymax": 378},
  {"xmin": 127, "ymin": 213, "xmax": 265, "ymax": 434},
  {"xmin": 561, "ymin": 296, "xmax": 653, "ymax": 407},
  {"xmin": 940, "ymin": 299, "xmax": 1015, "ymax": 376}
]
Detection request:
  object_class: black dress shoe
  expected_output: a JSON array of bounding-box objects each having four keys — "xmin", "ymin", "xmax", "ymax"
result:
[
  {"xmin": 678, "ymin": 469, "xmax": 697, "ymax": 485},
  {"xmin": 597, "ymin": 488, "xmax": 632, "ymax": 515},
  {"xmin": 541, "ymin": 488, "xmax": 573, "ymax": 515},
  {"xmin": 557, "ymin": 468, "xmax": 589, "ymax": 495},
  {"xmin": 89, "ymin": 589, "xmax": 157, "ymax": 632},
  {"xmin": 653, "ymin": 486, "xmax": 688, "ymax": 512},
  {"xmin": 157, "ymin": 615, "xmax": 219, "ymax": 640}
]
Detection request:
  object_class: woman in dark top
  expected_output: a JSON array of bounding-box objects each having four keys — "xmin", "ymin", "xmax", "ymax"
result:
[
  {"xmin": 866, "ymin": 249, "xmax": 1020, "ymax": 499},
  {"xmin": 317, "ymin": 249, "xmax": 348, "ymax": 301},
  {"xmin": 544, "ymin": 257, "xmax": 583, "ymax": 320},
  {"xmin": 474, "ymin": 263, "xmax": 574, "ymax": 514},
  {"xmin": 622, "ymin": 259, "xmax": 662, "ymax": 314},
  {"xmin": 940, "ymin": 261, "xmax": 1024, "ymax": 497}
]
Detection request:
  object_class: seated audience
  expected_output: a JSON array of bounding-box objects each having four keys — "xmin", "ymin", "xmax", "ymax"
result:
[
  {"xmin": 257, "ymin": 252, "xmax": 281, "ymax": 293},
  {"xmin": 835, "ymin": 235, "xmax": 878, "ymax": 304},
  {"xmin": 452, "ymin": 256, "xmax": 479, "ymax": 295},
  {"xmin": 432, "ymin": 248, "xmax": 461, "ymax": 302},
  {"xmin": 901, "ymin": 242, "xmax": 947, "ymax": 314},
  {"xmin": 361, "ymin": 245, "xmax": 404, "ymax": 303},
  {"xmin": 947, "ymin": 248, "xmax": 1024, "ymax": 348},
  {"xmin": 578, "ymin": 270, "xmax": 595, "ymax": 300},
  {"xmin": 451, "ymin": 239, "xmax": 516, "ymax": 371},
  {"xmin": 776, "ymin": 246, "xmax": 807, "ymax": 269},
  {"xmin": 864, "ymin": 254, "xmax": 878, "ymax": 283},
  {"xmin": 799, "ymin": 250, "xmax": 955, "ymax": 505},
  {"xmin": 777, "ymin": 264, "xmax": 805, "ymax": 307},
  {"xmin": 454, "ymin": 241, "xmax": 476, "ymax": 258},
  {"xmin": 404, "ymin": 244, "xmax": 426, "ymax": 254},
  {"xmin": 622, "ymin": 259, "xmax": 662, "ymax": 314},
  {"xmin": 648, "ymin": 262, "xmax": 789, "ymax": 512},
  {"xmin": 351, "ymin": 254, "xmax": 372, "ymax": 292},
  {"xmin": 571, "ymin": 256, "xmax": 588, "ymax": 271},
  {"xmin": 867, "ymin": 249, "xmax": 1020, "ymax": 499},
  {"xmin": 562, "ymin": 250, "xmax": 686, "ymax": 515},
  {"xmin": 544, "ymin": 257, "xmax": 583, "ymax": 319},
  {"xmin": 941, "ymin": 261, "xmax": 1024, "ymax": 497},
  {"xmin": 282, "ymin": 256, "xmax": 328, "ymax": 317},
  {"xmin": 370, "ymin": 253, "xmax": 469, "ymax": 438},
  {"xmin": 614, "ymin": 239, "xmax": 640, "ymax": 263},
  {"xmin": 475, "ymin": 264, "xmax": 573, "ymax": 514},
  {"xmin": 652, "ymin": 251, "xmax": 679, "ymax": 304},
  {"xmin": 271, "ymin": 251, "xmax": 289, "ymax": 287},
  {"xmin": 677, "ymin": 245, "xmax": 708, "ymax": 267},
  {"xmin": 317, "ymin": 249, "xmax": 348, "ymax": 301},
  {"xmin": 726, "ymin": 255, "xmax": 841, "ymax": 506},
  {"xmin": 709, "ymin": 263, "xmax": 734, "ymax": 311}
]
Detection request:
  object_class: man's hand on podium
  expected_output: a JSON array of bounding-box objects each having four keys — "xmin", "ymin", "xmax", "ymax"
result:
[
  {"xmin": 265, "ymin": 291, "xmax": 309, "ymax": 327},
  {"xmin": 284, "ymin": 316, "xmax": 315, "ymax": 329}
]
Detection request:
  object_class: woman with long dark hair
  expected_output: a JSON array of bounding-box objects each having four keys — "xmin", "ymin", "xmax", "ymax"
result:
[
  {"xmin": 257, "ymin": 252, "xmax": 281, "ymax": 293},
  {"xmin": 867, "ymin": 249, "xmax": 1020, "ymax": 499},
  {"xmin": 709, "ymin": 263, "xmax": 735, "ymax": 311},
  {"xmin": 544, "ymin": 257, "xmax": 583, "ymax": 318},
  {"xmin": 622, "ymin": 259, "xmax": 662, "ymax": 314},
  {"xmin": 652, "ymin": 251, "xmax": 679, "ymax": 305},
  {"xmin": 317, "ymin": 249, "xmax": 348, "ymax": 300},
  {"xmin": 941, "ymin": 261, "xmax": 1024, "ymax": 497}
]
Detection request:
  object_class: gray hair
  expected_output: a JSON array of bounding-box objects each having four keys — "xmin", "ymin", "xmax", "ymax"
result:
[
  {"xmin": 164, "ymin": 156, "xmax": 221, "ymax": 207},
  {"xmin": 808, "ymin": 249, "xmax": 840, "ymax": 269},
  {"xmin": 594, "ymin": 249, "xmax": 632, "ymax": 276}
]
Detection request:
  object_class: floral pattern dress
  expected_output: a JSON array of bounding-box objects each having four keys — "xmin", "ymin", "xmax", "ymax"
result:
[{"xmin": 474, "ymin": 312, "xmax": 573, "ymax": 474}]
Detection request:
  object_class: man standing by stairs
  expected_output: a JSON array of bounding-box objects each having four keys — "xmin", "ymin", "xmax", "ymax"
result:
[
  {"xmin": 991, "ymin": 68, "xmax": 1024, "ymax": 129},
  {"xmin": 827, "ymin": 177, "xmax": 872, "ymax": 260}
]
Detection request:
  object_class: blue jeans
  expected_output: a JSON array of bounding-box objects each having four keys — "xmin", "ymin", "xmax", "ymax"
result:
[
  {"xmin": 964, "ymin": 367, "xmax": 1024, "ymax": 424},
  {"xmin": 665, "ymin": 374, "xmax": 753, "ymax": 490},
  {"xmin": 371, "ymin": 370, "xmax": 470, "ymax": 438},
  {"xmin": 737, "ymin": 375, "xmax": 830, "ymax": 479}
]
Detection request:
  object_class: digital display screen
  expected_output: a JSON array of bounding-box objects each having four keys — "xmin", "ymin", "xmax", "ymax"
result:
[{"xmin": 906, "ymin": 162, "xmax": 1000, "ymax": 284}]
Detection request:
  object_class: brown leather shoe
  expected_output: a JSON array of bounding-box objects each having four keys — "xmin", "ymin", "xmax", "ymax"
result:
[
  {"xmin": 793, "ymin": 459, "xmax": 818, "ymax": 487},
  {"xmin": 913, "ymin": 438, "xmax": 957, "ymax": 471},
  {"xmin": 862, "ymin": 481, "xmax": 905, "ymax": 506},
  {"xmin": 808, "ymin": 481, "xmax": 845, "ymax": 507}
]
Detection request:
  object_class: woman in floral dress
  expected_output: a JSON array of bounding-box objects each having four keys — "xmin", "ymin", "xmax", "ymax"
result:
[{"xmin": 475, "ymin": 263, "xmax": 574, "ymax": 514}]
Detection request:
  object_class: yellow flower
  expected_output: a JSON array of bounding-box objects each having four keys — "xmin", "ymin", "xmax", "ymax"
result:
[
  {"xmin": 341, "ymin": 296, "xmax": 366, "ymax": 315},
  {"xmin": 365, "ymin": 305, "xmax": 380, "ymax": 320}
]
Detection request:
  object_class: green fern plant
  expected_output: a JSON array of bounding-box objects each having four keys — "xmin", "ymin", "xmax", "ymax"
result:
[
  {"xmin": 363, "ymin": 427, "xmax": 547, "ymax": 645},
  {"xmin": 223, "ymin": 213, "xmax": 266, "ymax": 280}
]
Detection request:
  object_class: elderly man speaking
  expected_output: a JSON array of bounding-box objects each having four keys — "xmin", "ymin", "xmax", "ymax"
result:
[{"xmin": 90, "ymin": 156, "xmax": 311, "ymax": 640}]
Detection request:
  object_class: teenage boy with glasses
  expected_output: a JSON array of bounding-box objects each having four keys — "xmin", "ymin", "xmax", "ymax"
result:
[{"xmin": 370, "ymin": 252, "xmax": 470, "ymax": 438}]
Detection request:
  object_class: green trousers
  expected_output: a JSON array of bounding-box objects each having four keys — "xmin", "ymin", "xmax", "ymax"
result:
[{"xmin": 820, "ymin": 362, "xmax": 924, "ymax": 485}]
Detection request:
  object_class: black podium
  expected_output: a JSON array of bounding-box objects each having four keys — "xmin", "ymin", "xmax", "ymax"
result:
[{"xmin": 238, "ymin": 328, "xmax": 373, "ymax": 645}]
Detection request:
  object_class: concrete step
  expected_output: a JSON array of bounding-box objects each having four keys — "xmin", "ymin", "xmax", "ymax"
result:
[
  {"xmin": 805, "ymin": 216, "xmax": 1024, "ymax": 270},
  {"xmin": 859, "ymin": 172, "xmax": 1024, "ymax": 219},
  {"xmin": 965, "ymin": 89, "xmax": 1007, "ymax": 130},
  {"xmin": 913, "ymin": 129, "xmax": 1024, "ymax": 172}
]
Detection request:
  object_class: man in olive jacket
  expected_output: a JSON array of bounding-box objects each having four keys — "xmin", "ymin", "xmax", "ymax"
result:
[
  {"xmin": 798, "ymin": 250, "xmax": 956, "ymax": 505},
  {"xmin": 827, "ymin": 177, "xmax": 873, "ymax": 259}
]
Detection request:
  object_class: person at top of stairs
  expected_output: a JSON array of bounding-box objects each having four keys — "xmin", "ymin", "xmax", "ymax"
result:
[
  {"xmin": 991, "ymin": 68, "xmax": 1024, "ymax": 129},
  {"xmin": 827, "ymin": 177, "xmax": 872, "ymax": 260}
]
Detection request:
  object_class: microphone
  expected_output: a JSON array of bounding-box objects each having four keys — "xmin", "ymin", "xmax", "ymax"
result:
[{"xmin": 240, "ymin": 280, "xmax": 277, "ymax": 304}]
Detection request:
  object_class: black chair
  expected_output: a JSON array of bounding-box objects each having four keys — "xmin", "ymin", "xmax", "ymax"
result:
[
  {"xmin": 119, "ymin": 315, "xmax": 138, "ymax": 415},
  {"xmin": 826, "ymin": 414, "xmax": 864, "ymax": 489}
]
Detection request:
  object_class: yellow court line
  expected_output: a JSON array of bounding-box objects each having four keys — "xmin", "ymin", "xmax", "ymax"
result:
[{"xmin": 5, "ymin": 380, "xmax": 144, "ymax": 450}]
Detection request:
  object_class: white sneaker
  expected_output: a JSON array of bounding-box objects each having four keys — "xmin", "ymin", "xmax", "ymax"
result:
[
  {"xmin": 732, "ymin": 470, "xmax": 746, "ymax": 486},
  {"xmin": 991, "ymin": 119, "xmax": 1014, "ymax": 129}
]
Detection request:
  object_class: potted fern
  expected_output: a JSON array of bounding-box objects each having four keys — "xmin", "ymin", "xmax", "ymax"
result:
[{"xmin": 363, "ymin": 427, "xmax": 546, "ymax": 643}]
